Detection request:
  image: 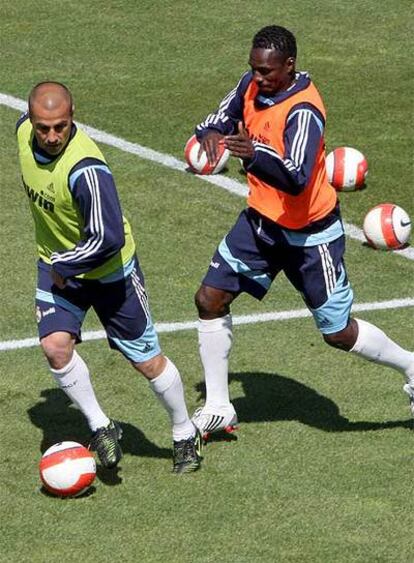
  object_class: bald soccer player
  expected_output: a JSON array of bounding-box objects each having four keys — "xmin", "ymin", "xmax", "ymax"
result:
[{"xmin": 17, "ymin": 81, "xmax": 202, "ymax": 474}]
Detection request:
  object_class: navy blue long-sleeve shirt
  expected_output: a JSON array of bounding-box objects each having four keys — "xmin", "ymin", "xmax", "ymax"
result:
[{"xmin": 195, "ymin": 71, "xmax": 325, "ymax": 196}]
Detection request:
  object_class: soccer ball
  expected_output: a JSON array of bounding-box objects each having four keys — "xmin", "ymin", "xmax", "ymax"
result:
[
  {"xmin": 39, "ymin": 441, "xmax": 96, "ymax": 497},
  {"xmin": 326, "ymin": 147, "xmax": 368, "ymax": 191},
  {"xmin": 363, "ymin": 203, "xmax": 411, "ymax": 250},
  {"xmin": 184, "ymin": 134, "xmax": 230, "ymax": 174}
]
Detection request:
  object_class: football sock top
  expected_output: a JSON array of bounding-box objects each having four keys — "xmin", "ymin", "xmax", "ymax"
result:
[
  {"xmin": 351, "ymin": 318, "xmax": 414, "ymax": 383},
  {"xmin": 198, "ymin": 314, "xmax": 233, "ymax": 410},
  {"xmin": 49, "ymin": 350, "xmax": 110, "ymax": 432},
  {"xmin": 149, "ymin": 357, "xmax": 195, "ymax": 442}
]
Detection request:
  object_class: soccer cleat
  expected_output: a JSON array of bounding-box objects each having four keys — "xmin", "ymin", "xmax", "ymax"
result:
[
  {"xmin": 191, "ymin": 404, "xmax": 238, "ymax": 442},
  {"xmin": 403, "ymin": 384, "xmax": 414, "ymax": 416},
  {"xmin": 172, "ymin": 429, "xmax": 202, "ymax": 474},
  {"xmin": 89, "ymin": 420, "xmax": 123, "ymax": 469}
]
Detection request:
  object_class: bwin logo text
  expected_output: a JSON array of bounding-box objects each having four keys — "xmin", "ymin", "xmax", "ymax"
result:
[{"xmin": 23, "ymin": 181, "xmax": 55, "ymax": 212}]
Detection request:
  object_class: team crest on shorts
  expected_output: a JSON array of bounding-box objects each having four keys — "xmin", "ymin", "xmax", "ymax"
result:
[{"xmin": 36, "ymin": 305, "xmax": 56, "ymax": 323}]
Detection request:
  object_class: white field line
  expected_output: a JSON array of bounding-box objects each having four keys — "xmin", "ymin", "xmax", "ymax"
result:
[
  {"xmin": 1, "ymin": 92, "xmax": 413, "ymax": 260},
  {"xmin": 1, "ymin": 297, "xmax": 413, "ymax": 352}
]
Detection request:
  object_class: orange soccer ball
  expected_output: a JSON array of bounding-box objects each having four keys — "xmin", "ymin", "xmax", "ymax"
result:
[
  {"xmin": 184, "ymin": 134, "xmax": 229, "ymax": 175},
  {"xmin": 363, "ymin": 203, "xmax": 411, "ymax": 250},
  {"xmin": 39, "ymin": 441, "xmax": 96, "ymax": 497},
  {"xmin": 326, "ymin": 146, "xmax": 368, "ymax": 191}
]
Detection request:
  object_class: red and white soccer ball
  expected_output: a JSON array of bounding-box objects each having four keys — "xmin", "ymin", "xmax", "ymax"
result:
[
  {"xmin": 326, "ymin": 147, "xmax": 368, "ymax": 191},
  {"xmin": 363, "ymin": 203, "xmax": 411, "ymax": 250},
  {"xmin": 39, "ymin": 441, "xmax": 96, "ymax": 497},
  {"xmin": 184, "ymin": 134, "xmax": 230, "ymax": 175}
]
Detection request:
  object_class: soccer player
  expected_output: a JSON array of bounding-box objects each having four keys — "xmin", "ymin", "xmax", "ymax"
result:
[
  {"xmin": 17, "ymin": 81, "xmax": 202, "ymax": 473},
  {"xmin": 190, "ymin": 25, "xmax": 414, "ymax": 439}
]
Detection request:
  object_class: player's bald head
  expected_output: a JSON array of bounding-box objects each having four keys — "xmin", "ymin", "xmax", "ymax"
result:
[
  {"xmin": 28, "ymin": 82, "xmax": 74, "ymax": 156},
  {"xmin": 28, "ymin": 81, "xmax": 74, "ymax": 117}
]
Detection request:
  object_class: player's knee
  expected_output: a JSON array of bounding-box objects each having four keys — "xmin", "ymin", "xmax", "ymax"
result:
[
  {"xmin": 41, "ymin": 333, "xmax": 75, "ymax": 369},
  {"xmin": 194, "ymin": 285, "xmax": 233, "ymax": 318},
  {"xmin": 322, "ymin": 319, "xmax": 358, "ymax": 351},
  {"xmin": 132, "ymin": 354, "xmax": 167, "ymax": 379}
]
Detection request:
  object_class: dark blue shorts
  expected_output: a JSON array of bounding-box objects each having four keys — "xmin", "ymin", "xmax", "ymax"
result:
[
  {"xmin": 202, "ymin": 208, "xmax": 353, "ymax": 334},
  {"xmin": 35, "ymin": 256, "xmax": 161, "ymax": 362}
]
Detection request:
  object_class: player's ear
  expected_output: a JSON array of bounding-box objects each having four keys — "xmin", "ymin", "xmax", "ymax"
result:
[
  {"xmin": 70, "ymin": 104, "xmax": 75, "ymax": 116},
  {"xmin": 286, "ymin": 57, "xmax": 295, "ymax": 69}
]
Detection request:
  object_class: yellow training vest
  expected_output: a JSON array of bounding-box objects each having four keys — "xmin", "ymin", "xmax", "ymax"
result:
[{"xmin": 17, "ymin": 118, "xmax": 135, "ymax": 279}]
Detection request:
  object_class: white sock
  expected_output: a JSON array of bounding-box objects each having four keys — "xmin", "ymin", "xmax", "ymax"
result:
[
  {"xmin": 351, "ymin": 318, "xmax": 414, "ymax": 383},
  {"xmin": 149, "ymin": 357, "xmax": 195, "ymax": 442},
  {"xmin": 50, "ymin": 350, "xmax": 110, "ymax": 432},
  {"xmin": 198, "ymin": 314, "xmax": 233, "ymax": 410}
]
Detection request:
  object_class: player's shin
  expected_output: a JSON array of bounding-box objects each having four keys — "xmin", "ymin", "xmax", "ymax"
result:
[
  {"xmin": 350, "ymin": 318, "xmax": 414, "ymax": 382},
  {"xmin": 149, "ymin": 357, "xmax": 195, "ymax": 441},
  {"xmin": 198, "ymin": 314, "xmax": 233, "ymax": 409},
  {"xmin": 49, "ymin": 350, "xmax": 110, "ymax": 431}
]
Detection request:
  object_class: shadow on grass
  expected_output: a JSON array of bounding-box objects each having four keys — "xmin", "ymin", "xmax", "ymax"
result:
[
  {"xmin": 28, "ymin": 388, "xmax": 171, "ymax": 460},
  {"xmin": 38, "ymin": 485, "xmax": 98, "ymax": 499},
  {"xmin": 195, "ymin": 372, "xmax": 412, "ymax": 432}
]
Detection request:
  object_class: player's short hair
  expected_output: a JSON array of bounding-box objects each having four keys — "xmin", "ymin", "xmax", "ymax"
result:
[
  {"xmin": 252, "ymin": 26, "xmax": 297, "ymax": 59},
  {"xmin": 28, "ymin": 81, "xmax": 73, "ymax": 115}
]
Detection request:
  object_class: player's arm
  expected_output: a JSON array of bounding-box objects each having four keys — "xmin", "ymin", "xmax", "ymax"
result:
[
  {"xmin": 50, "ymin": 158, "xmax": 125, "ymax": 280},
  {"xmin": 195, "ymin": 72, "xmax": 252, "ymax": 164},
  {"xmin": 240, "ymin": 103, "xmax": 325, "ymax": 195}
]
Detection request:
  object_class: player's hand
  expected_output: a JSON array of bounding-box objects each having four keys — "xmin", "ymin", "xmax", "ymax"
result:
[
  {"xmin": 51, "ymin": 269, "xmax": 66, "ymax": 289},
  {"xmin": 224, "ymin": 121, "xmax": 255, "ymax": 160},
  {"xmin": 198, "ymin": 131, "xmax": 225, "ymax": 165}
]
